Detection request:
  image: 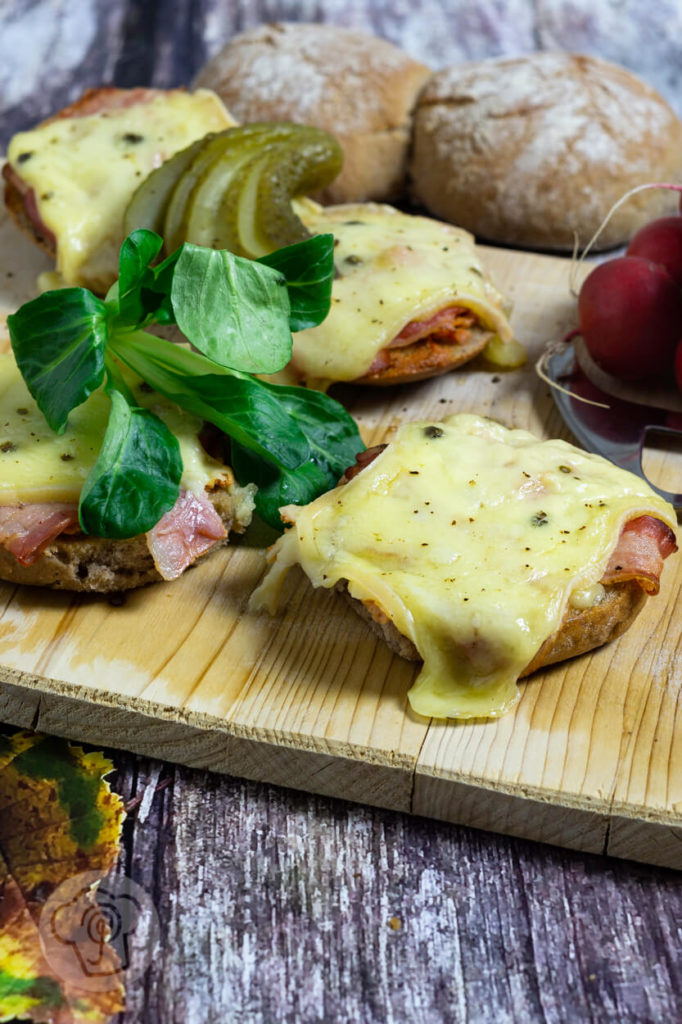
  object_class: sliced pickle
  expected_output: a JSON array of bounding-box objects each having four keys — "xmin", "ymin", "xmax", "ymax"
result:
[
  {"xmin": 181, "ymin": 124, "xmax": 302, "ymax": 250},
  {"xmin": 255, "ymin": 136, "xmax": 344, "ymax": 251},
  {"xmin": 125, "ymin": 122, "xmax": 343, "ymax": 259},
  {"xmin": 213, "ymin": 126, "xmax": 343, "ymax": 257},
  {"xmin": 123, "ymin": 136, "xmax": 208, "ymax": 237},
  {"xmin": 162, "ymin": 132, "xmax": 245, "ymax": 254}
]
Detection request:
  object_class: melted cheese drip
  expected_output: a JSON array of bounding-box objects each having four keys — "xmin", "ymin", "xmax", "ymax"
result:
[
  {"xmin": 0, "ymin": 353, "xmax": 230, "ymax": 503},
  {"xmin": 7, "ymin": 90, "xmax": 235, "ymax": 292},
  {"xmin": 251, "ymin": 414, "xmax": 677, "ymax": 719},
  {"xmin": 269, "ymin": 201, "xmax": 517, "ymax": 389}
]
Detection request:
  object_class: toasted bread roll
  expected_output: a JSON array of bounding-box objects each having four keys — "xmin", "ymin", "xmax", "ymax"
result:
[
  {"xmin": 344, "ymin": 579, "xmax": 647, "ymax": 675},
  {"xmin": 3, "ymin": 87, "xmax": 235, "ymax": 291},
  {"xmin": 251, "ymin": 414, "xmax": 677, "ymax": 720}
]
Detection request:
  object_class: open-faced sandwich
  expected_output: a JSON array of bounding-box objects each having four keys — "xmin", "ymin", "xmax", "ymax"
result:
[
  {"xmin": 0, "ymin": 350, "xmax": 255, "ymax": 591},
  {"xmin": 251, "ymin": 414, "xmax": 678, "ymax": 719},
  {"xmin": 3, "ymin": 87, "xmax": 236, "ymax": 292},
  {"xmin": 281, "ymin": 199, "xmax": 519, "ymax": 389},
  {"xmin": 1, "ymin": 223, "xmax": 363, "ymax": 591}
]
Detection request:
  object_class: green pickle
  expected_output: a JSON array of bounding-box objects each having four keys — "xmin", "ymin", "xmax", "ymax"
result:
[
  {"xmin": 123, "ymin": 136, "xmax": 207, "ymax": 238},
  {"xmin": 124, "ymin": 123, "xmax": 343, "ymax": 259}
]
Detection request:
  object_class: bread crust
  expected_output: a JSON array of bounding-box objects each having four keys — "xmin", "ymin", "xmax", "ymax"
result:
[
  {"xmin": 0, "ymin": 487, "xmax": 254, "ymax": 593},
  {"xmin": 342, "ymin": 579, "xmax": 647, "ymax": 675},
  {"xmin": 192, "ymin": 22, "xmax": 431, "ymax": 204},
  {"xmin": 410, "ymin": 52, "xmax": 682, "ymax": 251},
  {"xmin": 3, "ymin": 166, "xmax": 55, "ymax": 259}
]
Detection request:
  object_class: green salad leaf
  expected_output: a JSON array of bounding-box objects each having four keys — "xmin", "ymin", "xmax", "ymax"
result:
[
  {"xmin": 79, "ymin": 387, "xmax": 183, "ymax": 538},
  {"xmin": 170, "ymin": 244, "xmax": 292, "ymax": 373},
  {"xmin": 258, "ymin": 233, "xmax": 336, "ymax": 332},
  {"xmin": 7, "ymin": 227, "xmax": 364, "ymax": 539},
  {"xmin": 8, "ymin": 288, "xmax": 107, "ymax": 433}
]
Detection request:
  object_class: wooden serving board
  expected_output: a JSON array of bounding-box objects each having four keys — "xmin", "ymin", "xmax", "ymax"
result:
[{"xmin": 1, "ymin": 210, "xmax": 681, "ymax": 870}]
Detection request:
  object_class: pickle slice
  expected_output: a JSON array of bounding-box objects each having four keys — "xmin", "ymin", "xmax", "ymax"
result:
[
  {"xmin": 162, "ymin": 132, "xmax": 247, "ymax": 253},
  {"xmin": 123, "ymin": 136, "xmax": 208, "ymax": 237},
  {"xmin": 256, "ymin": 135, "xmax": 344, "ymax": 251},
  {"xmin": 182, "ymin": 124, "xmax": 302, "ymax": 250},
  {"xmin": 214, "ymin": 126, "xmax": 344, "ymax": 257},
  {"xmin": 126, "ymin": 122, "xmax": 344, "ymax": 259}
]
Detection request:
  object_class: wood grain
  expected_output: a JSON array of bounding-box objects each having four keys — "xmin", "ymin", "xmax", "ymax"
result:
[
  {"xmin": 1, "ymin": 214, "xmax": 680, "ymax": 869},
  {"xmin": 110, "ymin": 750, "xmax": 682, "ymax": 1024}
]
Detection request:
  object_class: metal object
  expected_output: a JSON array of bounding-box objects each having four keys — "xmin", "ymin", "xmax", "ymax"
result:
[{"xmin": 546, "ymin": 344, "xmax": 682, "ymax": 511}]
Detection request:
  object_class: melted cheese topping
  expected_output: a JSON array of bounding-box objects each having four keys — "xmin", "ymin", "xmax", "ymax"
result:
[
  {"xmin": 251, "ymin": 414, "xmax": 677, "ymax": 720},
  {"xmin": 7, "ymin": 90, "xmax": 235, "ymax": 292},
  {"xmin": 0, "ymin": 353, "xmax": 230, "ymax": 503},
  {"xmin": 269, "ymin": 201, "xmax": 518, "ymax": 389}
]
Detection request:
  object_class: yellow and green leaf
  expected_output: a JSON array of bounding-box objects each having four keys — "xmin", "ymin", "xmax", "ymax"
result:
[{"xmin": 0, "ymin": 732, "xmax": 126, "ymax": 1023}]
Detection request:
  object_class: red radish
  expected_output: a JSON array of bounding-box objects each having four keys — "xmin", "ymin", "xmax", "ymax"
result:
[
  {"xmin": 626, "ymin": 216, "xmax": 682, "ymax": 287},
  {"xmin": 578, "ymin": 256, "xmax": 682, "ymax": 381}
]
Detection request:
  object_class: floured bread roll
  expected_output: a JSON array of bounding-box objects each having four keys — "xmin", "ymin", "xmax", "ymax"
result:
[
  {"xmin": 192, "ymin": 22, "xmax": 432, "ymax": 204},
  {"xmin": 410, "ymin": 52, "xmax": 682, "ymax": 251}
]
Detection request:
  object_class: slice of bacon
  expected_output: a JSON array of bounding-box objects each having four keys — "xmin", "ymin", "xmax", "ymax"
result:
[
  {"xmin": 146, "ymin": 488, "xmax": 227, "ymax": 582},
  {"xmin": 339, "ymin": 444, "xmax": 387, "ymax": 483},
  {"xmin": 602, "ymin": 515, "xmax": 678, "ymax": 595},
  {"xmin": 363, "ymin": 306, "xmax": 477, "ymax": 376},
  {"xmin": 0, "ymin": 503, "xmax": 79, "ymax": 566},
  {"xmin": 388, "ymin": 306, "xmax": 476, "ymax": 349}
]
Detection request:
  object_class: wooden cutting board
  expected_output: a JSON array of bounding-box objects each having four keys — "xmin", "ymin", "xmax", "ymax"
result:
[{"xmin": 1, "ymin": 210, "xmax": 681, "ymax": 870}]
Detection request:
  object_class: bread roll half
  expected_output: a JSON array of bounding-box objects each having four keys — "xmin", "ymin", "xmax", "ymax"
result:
[{"xmin": 0, "ymin": 487, "xmax": 255, "ymax": 593}]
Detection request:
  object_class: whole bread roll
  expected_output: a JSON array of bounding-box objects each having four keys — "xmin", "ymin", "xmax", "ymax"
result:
[
  {"xmin": 410, "ymin": 52, "xmax": 682, "ymax": 251},
  {"xmin": 192, "ymin": 22, "xmax": 432, "ymax": 204}
]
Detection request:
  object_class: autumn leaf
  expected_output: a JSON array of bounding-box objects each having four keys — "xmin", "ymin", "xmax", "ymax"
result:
[{"xmin": 0, "ymin": 732, "xmax": 126, "ymax": 1023}]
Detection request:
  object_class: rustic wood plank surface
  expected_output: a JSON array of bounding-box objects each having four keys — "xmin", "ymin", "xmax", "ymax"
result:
[{"xmin": 2, "ymin": 3, "xmax": 682, "ymax": 1022}]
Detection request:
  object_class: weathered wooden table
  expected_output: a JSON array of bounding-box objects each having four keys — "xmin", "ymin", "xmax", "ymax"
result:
[{"xmin": 2, "ymin": 4, "xmax": 682, "ymax": 1022}]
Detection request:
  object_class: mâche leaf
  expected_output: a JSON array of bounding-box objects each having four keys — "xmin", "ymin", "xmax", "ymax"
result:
[
  {"xmin": 112, "ymin": 330, "xmax": 310, "ymax": 471},
  {"xmin": 79, "ymin": 387, "xmax": 182, "ymax": 539},
  {"xmin": 116, "ymin": 228, "xmax": 163, "ymax": 325},
  {"xmin": 231, "ymin": 382, "xmax": 364, "ymax": 527},
  {"xmin": 115, "ymin": 229, "xmax": 179, "ymax": 327},
  {"xmin": 171, "ymin": 244, "xmax": 292, "ymax": 373},
  {"xmin": 8, "ymin": 289, "xmax": 107, "ymax": 434},
  {"xmin": 258, "ymin": 233, "xmax": 335, "ymax": 331}
]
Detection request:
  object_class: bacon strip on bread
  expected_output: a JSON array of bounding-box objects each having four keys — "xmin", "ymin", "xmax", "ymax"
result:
[{"xmin": 354, "ymin": 307, "xmax": 489, "ymax": 385}]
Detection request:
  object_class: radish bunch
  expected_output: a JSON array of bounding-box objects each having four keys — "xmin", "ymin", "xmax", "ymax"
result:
[{"xmin": 578, "ymin": 202, "xmax": 682, "ymax": 390}]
